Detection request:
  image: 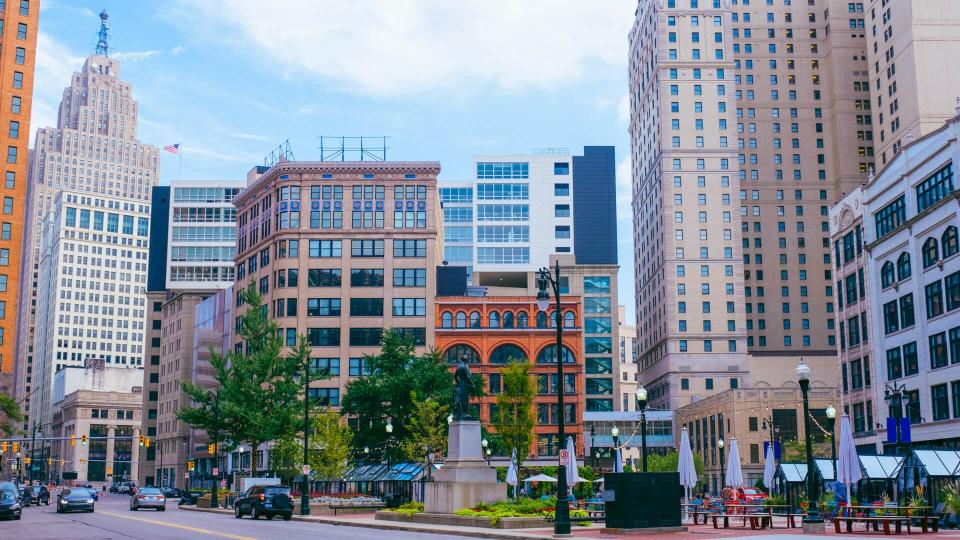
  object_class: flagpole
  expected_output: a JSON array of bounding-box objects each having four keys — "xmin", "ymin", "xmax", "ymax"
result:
[{"xmin": 178, "ymin": 146, "xmax": 183, "ymax": 180}]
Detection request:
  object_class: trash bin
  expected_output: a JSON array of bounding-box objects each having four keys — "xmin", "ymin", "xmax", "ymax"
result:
[{"xmin": 603, "ymin": 472, "xmax": 682, "ymax": 529}]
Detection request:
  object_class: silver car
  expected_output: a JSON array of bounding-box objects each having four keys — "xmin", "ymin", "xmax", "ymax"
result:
[{"xmin": 130, "ymin": 487, "xmax": 166, "ymax": 511}]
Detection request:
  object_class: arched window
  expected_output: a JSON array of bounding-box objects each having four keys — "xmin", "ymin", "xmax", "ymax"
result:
[
  {"xmin": 517, "ymin": 311, "xmax": 529, "ymax": 328},
  {"xmin": 445, "ymin": 344, "xmax": 480, "ymax": 364},
  {"xmin": 536, "ymin": 344, "xmax": 576, "ymax": 364},
  {"xmin": 536, "ymin": 311, "xmax": 548, "ymax": 328},
  {"xmin": 441, "ymin": 311, "xmax": 453, "ymax": 328},
  {"xmin": 470, "ymin": 311, "xmax": 481, "ymax": 328},
  {"xmin": 489, "ymin": 344, "xmax": 527, "ymax": 364},
  {"xmin": 881, "ymin": 261, "xmax": 896, "ymax": 288},
  {"xmin": 897, "ymin": 252, "xmax": 912, "ymax": 281},
  {"xmin": 923, "ymin": 237, "xmax": 940, "ymax": 268},
  {"xmin": 488, "ymin": 311, "xmax": 500, "ymax": 328},
  {"xmin": 455, "ymin": 312, "xmax": 467, "ymax": 328},
  {"xmin": 563, "ymin": 311, "xmax": 576, "ymax": 328},
  {"xmin": 503, "ymin": 311, "xmax": 515, "ymax": 329},
  {"xmin": 549, "ymin": 310, "xmax": 560, "ymax": 328},
  {"xmin": 943, "ymin": 226, "xmax": 959, "ymax": 258}
]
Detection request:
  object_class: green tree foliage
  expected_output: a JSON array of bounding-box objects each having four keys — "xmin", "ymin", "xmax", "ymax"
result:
[
  {"xmin": 491, "ymin": 360, "xmax": 535, "ymax": 483},
  {"xmin": 178, "ymin": 286, "xmax": 302, "ymax": 474},
  {"xmin": 342, "ymin": 330, "xmax": 459, "ymax": 463},
  {"xmin": 647, "ymin": 450, "xmax": 707, "ymax": 484},
  {"xmin": 0, "ymin": 391, "xmax": 22, "ymax": 437},
  {"xmin": 400, "ymin": 392, "xmax": 449, "ymax": 480},
  {"xmin": 310, "ymin": 409, "xmax": 353, "ymax": 480},
  {"xmin": 268, "ymin": 435, "xmax": 302, "ymax": 485}
]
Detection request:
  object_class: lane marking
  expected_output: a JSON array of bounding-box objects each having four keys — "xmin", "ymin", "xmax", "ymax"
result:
[{"xmin": 98, "ymin": 510, "xmax": 258, "ymax": 540}]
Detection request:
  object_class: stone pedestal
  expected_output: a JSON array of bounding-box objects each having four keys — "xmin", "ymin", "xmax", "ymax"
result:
[{"xmin": 424, "ymin": 420, "xmax": 505, "ymax": 514}]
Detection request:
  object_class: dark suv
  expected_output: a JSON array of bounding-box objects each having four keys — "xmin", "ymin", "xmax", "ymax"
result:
[{"xmin": 233, "ymin": 485, "xmax": 293, "ymax": 520}]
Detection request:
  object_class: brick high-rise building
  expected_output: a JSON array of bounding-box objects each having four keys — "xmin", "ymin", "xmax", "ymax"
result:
[
  {"xmin": 629, "ymin": 0, "xmax": 864, "ymax": 409},
  {"xmin": 0, "ymin": 0, "xmax": 39, "ymax": 397},
  {"xmin": 15, "ymin": 12, "xmax": 159, "ymax": 431}
]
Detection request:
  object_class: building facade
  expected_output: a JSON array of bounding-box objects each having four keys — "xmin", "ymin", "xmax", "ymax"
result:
[
  {"xmin": 0, "ymin": 0, "xmax": 39, "ymax": 396},
  {"xmin": 232, "ymin": 160, "xmax": 442, "ymax": 411},
  {"xmin": 31, "ymin": 189, "xmax": 150, "ymax": 429},
  {"xmin": 139, "ymin": 182, "xmax": 241, "ymax": 487},
  {"xmin": 829, "ymin": 187, "xmax": 879, "ymax": 450},
  {"xmin": 629, "ymin": 0, "xmax": 866, "ymax": 409},
  {"xmin": 866, "ymin": 0, "xmax": 960, "ymax": 166},
  {"xmin": 617, "ymin": 305, "xmax": 639, "ymax": 411},
  {"xmin": 435, "ymin": 295, "xmax": 584, "ymax": 459},
  {"xmin": 864, "ymin": 112, "xmax": 960, "ymax": 449},
  {"xmin": 16, "ymin": 28, "xmax": 159, "ymax": 431}
]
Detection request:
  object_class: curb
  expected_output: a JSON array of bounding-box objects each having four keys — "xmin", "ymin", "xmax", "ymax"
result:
[{"xmin": 180, "ymin": 505, "xmax": 557, "ymax": 539}]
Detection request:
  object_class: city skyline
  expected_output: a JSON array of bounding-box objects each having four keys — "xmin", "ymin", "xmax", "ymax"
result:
[{"xmin": 33, "ymin": 0, "xmax": 640, "ymax": 315}]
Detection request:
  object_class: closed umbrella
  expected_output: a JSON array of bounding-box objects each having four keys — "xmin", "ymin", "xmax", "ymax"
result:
[
  {"xmin": 506, "ymin": 448, "xmax": 518, "ymax": 498},
  {"xmin": 725, "ymin": 437, "xmax": 744, "ymax": 488},
  {"xmin": 678, "ymin": 427, "xmax": 698, "ymax": 522},
  {"xmin": 614, "ymin": 447, "xmax": 624, "ymax": 473},
  {"xmin": 763, "ymin": 443, "xmax": 776, "ymax": 493},
  {"xmin": 565, "ymin": 437, "xmax": 578, "ymax": 489},
  {"xmin": 836, "ymin": 415, "xmax": 862, "ymax": 504}
]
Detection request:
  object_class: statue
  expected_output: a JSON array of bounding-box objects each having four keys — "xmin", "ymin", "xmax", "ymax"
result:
[{"xmin": 453, "ymin": 360, "xmax": 474, "ymax": 420}]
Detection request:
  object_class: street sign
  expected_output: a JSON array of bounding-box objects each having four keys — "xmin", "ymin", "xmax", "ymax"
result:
[
  {"xmin": 184, "ymin": 472, "xmax": 190, "ymax": 479},
  {"xmin": 301, "ymin": 464, "xmax": 311, "ymax": 475},
  {"xmin": 220, "ymin": 479, "xmax": 227, "ymax": 488},
  {"xmin": 212, "ymin": 468, "xmax": 219, "ymax": 476},
  {"xmin": 559, "ymin": 449, "xmax": 569, "ymax": 462}
]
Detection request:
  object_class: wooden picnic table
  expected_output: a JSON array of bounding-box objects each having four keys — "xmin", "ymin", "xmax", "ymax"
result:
[{"xmin": 838, "ymin": 505, "xmax": 938, "ymax": 533}]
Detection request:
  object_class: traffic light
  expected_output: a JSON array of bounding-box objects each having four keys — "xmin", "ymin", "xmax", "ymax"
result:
[
  {"xmin": 47, "ymin": 458, "xmax": 52, "ymax": 465},
  {"xmin": 24, "ymin": 457, "xmax": 30, "ymax": 465},
  {"xmin": 187, "ymin": 460, "xmax": 195, "ymax": 472},
  {"xmin": 138, "ymin": 435, "xmax": 144, "ymax": 447},
  {"xmin": 70, "ymin": 435, "xmax": 76, "ymax": 447},
  {"xmin": 207, "ymin": 443, "xmax": 216, "ymax": 455},
  {"xmin": 81, "ymin": 435, "xmax": 87, "ymax": 446},
  {"xmin": 12, "ymin": 442, "xmax": 18, "ymax": 453},
  {"xmin": 1, "ymin": 442, "xmax": 7, "ymax": 452},
  {"xmin": 144, "ymin": 437, "xmax": 150, "ymax": 448}
]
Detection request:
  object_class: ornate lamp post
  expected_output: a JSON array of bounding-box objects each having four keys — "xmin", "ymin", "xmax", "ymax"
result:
[
  {"xmin": 635, "ymin": 385, "xmax": 648, "ymax": 471},
  {"xmin": 718, "ymin": 438, "xmax": 725, "ymax": 491},
  {"xmin": 797, "ymin": 360, "xmax": 823, "ymax": 525},
  {"xmin": 293, "ymin": 366, "xmax": 311, "ymax": 516},
  {"xmin": 884, "ymin": 382, "xmax": 908, "ymax": 504},
  {"xmin": 826, "ymin": 404, "xmax": 837, "ymax": 482},
  {"xmin": 481, "ymin": 438, "xmax": 489, "ymax": 465},
  {"xmin": 611, "ymin": 426, "xmax": 619, "ymax": 472},
  {"xmin": 537, "ymin": 260, "xmax": 570, "ymax": 536}
]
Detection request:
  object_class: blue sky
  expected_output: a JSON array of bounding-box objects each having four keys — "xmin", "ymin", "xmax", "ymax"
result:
[{"xmin": 34, "ymin": 0, "xmax": 638, "ymax": 318}]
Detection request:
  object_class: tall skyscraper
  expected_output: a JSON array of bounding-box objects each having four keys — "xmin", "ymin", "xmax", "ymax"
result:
[
  {"xmin": 866, "ymin": 0, "xmax": 960, "ymax": 166},
  {"xmin": 15, "ymin": 12, "xmax": 159, "ymax": 430},
  {"xmin": 0, "ymin": 0, "xmax": 39, "ymax": 397},
  {"xmin": 629, "ymin": 0, "xmax": 865, "ymax": 409}
]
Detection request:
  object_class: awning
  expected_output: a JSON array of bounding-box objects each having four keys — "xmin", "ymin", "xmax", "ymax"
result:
[
  {"xmin": 858, "ymin": 455, "xmax": 903, "ymax": 479},
  {"xmin": 777, "ymin": 463, "xmax": 806, "ymax": 483}
]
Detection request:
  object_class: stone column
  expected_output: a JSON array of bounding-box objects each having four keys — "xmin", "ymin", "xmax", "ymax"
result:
[
  {"xmin": 131, "ymin": 427, "xmax": 140, "ymax": 484},
  {"xmin": 106, "ymin": 426, "xmax": 116, "ymax": 483}
]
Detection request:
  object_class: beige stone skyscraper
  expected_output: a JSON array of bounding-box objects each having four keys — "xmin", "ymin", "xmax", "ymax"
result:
[
  {"xmin": 866, "ymin": 0, "xmax": 960, "ymax": 166},
  {"xmin": 15, "ymin": 45, "xmax": 159, "ymax": 430},
  {"xmin": 629, "ymin": 0, "xmax": 866, "ymax": 409}
]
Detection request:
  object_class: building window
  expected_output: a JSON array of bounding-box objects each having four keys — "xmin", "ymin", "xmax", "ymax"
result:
[
  {"xmin": 554, "ymin": 162, "xmax": 570, "ymax": 175},
  {"xmin": 348, "ymin": 328, "xmax": 382, "ymax": 346},
  {"xmin": 915, "ymin": 163, "xmax": 954, "ymax": 212},
  {"xmin": 874, "ymin": 196, "xmax": 905, "ymax": 238},
  {"xmin": 350, "ymin": 298, "xmax": 383, "ymax": 317},
  {"xmin": 898, "ymin": 252, "xmax": 912, "ymax": 280},
  {"xmin": 554, "ymin": 183, "xmax": 570, "ymax": 196},
  {"xmin": 926, "ymin": 281, "xmax": 944, "ymax": 319},
  {"xmin": 932, "ymin": 384, "xmax": 950, "ymax": 421},
  {"xmin": 930, "ymin": 332, "xmax": 949, "ymax": 369},
  {"xmin": 923, "ymin": 238, "xmax": 940, "ymax": 268}
]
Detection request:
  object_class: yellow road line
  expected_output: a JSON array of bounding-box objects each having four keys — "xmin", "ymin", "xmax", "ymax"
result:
[{"xmin": 98, "ymin": 510, "xmax": 257, "ymax": 540}]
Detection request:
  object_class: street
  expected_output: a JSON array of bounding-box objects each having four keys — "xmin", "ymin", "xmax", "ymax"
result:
[{"xmin": 0, "ymin": 491, "xmax": 471, "ymax": 540}]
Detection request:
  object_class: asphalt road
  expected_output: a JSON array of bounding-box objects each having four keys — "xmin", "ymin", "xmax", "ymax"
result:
[{"xmin": 1, "ymin": 491, "xmax": 471, "ymax": 540}]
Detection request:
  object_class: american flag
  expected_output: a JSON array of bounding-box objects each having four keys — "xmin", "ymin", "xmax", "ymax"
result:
[{"xmin": 163, "ymin": 143, "xmax": 180, "ymax": 154}]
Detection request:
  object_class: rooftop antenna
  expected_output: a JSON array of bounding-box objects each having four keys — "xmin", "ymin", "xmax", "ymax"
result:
[{"xmin": 95, "ymin": 9, "xmax": 110, "ymax": 57}]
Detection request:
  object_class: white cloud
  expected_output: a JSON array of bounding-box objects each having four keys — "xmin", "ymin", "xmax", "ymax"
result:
[
  {"xmin": 181, "ymin": 0, "xmax": 635, "ymax": 96},
  {"xmin": 226, "ymin": 131, "xmax": 270, "ymax": 142},
  {"xmin": 617, "ymin": 93, "xmax": 631, "ymax": 123},
  {"xmin": 170, "ymin": 45, "xmax": 187, "ymax": 55},
  {"xmin": 111, "ymin": 50, "xmax": 163, "ymax": 62}
]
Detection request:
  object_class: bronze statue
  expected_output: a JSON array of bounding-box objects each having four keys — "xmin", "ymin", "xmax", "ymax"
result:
[{"xmin": 453, "ymin": 360, "xmax": 474, "ymax": 420}]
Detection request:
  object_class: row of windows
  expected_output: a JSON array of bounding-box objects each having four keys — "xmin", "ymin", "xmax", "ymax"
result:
[
  {"xmin": 841, "ymin": 356, "xmax": 871, "ymax": 393},
  {"xmin": 440, "ymin": 309, "xmax": 575, "ymax": 330},
  {"xmin": 924, "ymin": 270, "xmax": 960, "ymax": 320},
  {"xmin": 64, "ymin": 208, "xmax": 148, "ymax": 236},
  {"xmin": 921, "ymin": 227, "xmax": 959, "ymax": 269},
  {"xmin": 269, "ymin": 327, "xmax": 426, "ymax": 348},
  {"xmin": 269, "ymin": 268, "xmax": 426, "ymax": 290},
  {"xmin": 443, "ymin": 343, "xmax": 575, "ymax": 365},
  {"xmin": 273, "ymin": 297, "xmax": 426, "ymax": 318}
]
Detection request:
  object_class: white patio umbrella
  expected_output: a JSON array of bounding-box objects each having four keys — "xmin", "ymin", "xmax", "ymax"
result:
[
  {"xmin": 763, "ymin": 443, "xmax": 777, "ymax": 493},
  {"xmin": 564, "ymin": 436, "xmax": 578, "ymax": 491},
  {"xmin": 525, "ymin": 473, "xmax": 557, "ymax": 482},
  {"xmin": 837, "ymin": 414, "xmax": 862, "ymax": 503},
  {"xmin": 678, "ymin": 427, "xmax": 698, "ymax": 522},
  {"xmin": 725, "ymin": 437, "xmax": 744, "ymax": 487},
  {"xmin": 614, "ymin": 447, "xmax": 624, "ymax": 473},
  {"xmin": 506, "ymin": 448, "xmax": 519, "ymax": 498}
]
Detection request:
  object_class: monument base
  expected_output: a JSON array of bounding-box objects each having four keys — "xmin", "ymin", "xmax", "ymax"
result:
[
  {"xmin": 802, "ymin": 521, "xmax": 826, "ymax": 534},
  {"xmin": 424, "ymin": 480, "xmax": 506, "ymax": 514}
]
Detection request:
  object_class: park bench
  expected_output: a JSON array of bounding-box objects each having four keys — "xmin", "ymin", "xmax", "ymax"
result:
[
  {"xmin": 711, "ymin": 513, "xmax": 771, "ymax": 529},
  {"xmin": 832, "ymin": 515, "xmax": 910, "ymax": 535}
]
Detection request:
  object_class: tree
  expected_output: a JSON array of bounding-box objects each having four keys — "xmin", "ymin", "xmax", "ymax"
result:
[
  {"xmin": 342, "ymin": 331, "xmax": 455, "ymax": 463},
  {"xmin": 648, "ymin": 450, "xmax": 707, "ymax": 484},
  {"xmin": 491, "ymin": 360, "xmax": 535, "ymax": 483},
  {"xmin": 309, "ymin": 409, "xmax": 353, "ymax": 481},
  {"xmin": 0, "ymin": 391, "xmax": 22, "ymax": 437},
  {"xmin": 268, "ymin": 436, "xmax": 302, "ymax": 485},
  {"xmin": 178, "ymin": 285, "xmax": 302, "ymax": 474},
  {"xmin": 400, "ymin": 392, "xmax": 449, "ymax": 480}
]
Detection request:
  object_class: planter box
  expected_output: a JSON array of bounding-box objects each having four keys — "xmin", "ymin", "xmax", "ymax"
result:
[
  {"xmin": 309, "ymin": 503, "xmax": 383, "ymax": 515},
  {"xmin": 376, "ymin": 510, "xmax": 548, "ymax": 529}
]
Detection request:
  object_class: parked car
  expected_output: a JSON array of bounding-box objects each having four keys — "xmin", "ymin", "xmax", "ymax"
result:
[
  {"xmin": 738, "ymin": 487, "xmax": 768, "ymax": 504},
  {"xmin": 109, "ymin": 484, "xmax": 120, "ymax": 494},
  {"xmin": 29, "ymin": 485, "xmax": 50, "ymax": 505},
  {"xmin": 160, "ymin": 487, "xmax": 184, "ymax": 499},
  {"xmin": 130, "ymin": 487, "xmax": 166, "ymax": 511},
  {"xmin": 0, "ymin": 486, "xmax": 22, "ymax": 520},
  {"xmin": 56, "ymin": 488, "xmax": 95, "ymax": 513},
  {"xmin": 233, "ymin": 485, "xmax": 293, "ymax": 520},
  {"xmin": 118, "ymin": 482, "xmax": 136, "ymax": 494}
]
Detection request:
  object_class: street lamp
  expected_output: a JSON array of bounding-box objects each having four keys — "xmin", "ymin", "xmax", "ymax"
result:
[
  {"xmin": 797, "ymin": 360, "xmax": 823, "ymax": 525},
  {"xmin": 884, "ymin": 382, "xmax": 909, "ymax": 504},
  {"xmin": 826, "ymin": 404, "xmax": 837, "ymax": 482},
  {"xmin": 536, "ymin": 260, "xmax": 571, "ymax": 536},
  {"xmin": 294, "ymin": 366, "xmax": 312, "ymax": 517},
  {"xmin": 447, "ymin": 414, "xmax": 453, "ymax": 424},
  {"xmin": 611, "ymin": 426, "xmax": 620, "ymax": 472},
  {"xmin": 718, "ymin": 438, "xmax": 725, "ymax": 491},
  {"xmin": 636, "ymin": 385, "xmax": 649, "ymax": 472}
]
